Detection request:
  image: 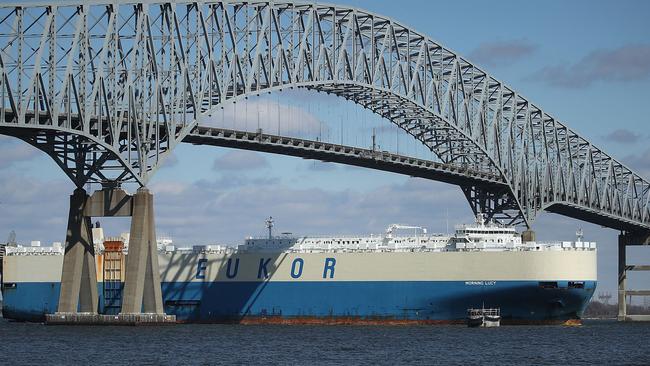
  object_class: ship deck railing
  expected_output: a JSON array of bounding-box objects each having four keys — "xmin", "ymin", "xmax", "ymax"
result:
[
  {"xmin": 7, "ymin": 244, "xmax": 596, "ymax": 256},
  {"xmin": 232, "ymin": 245, "xmax": 597, "ymax": 254}
]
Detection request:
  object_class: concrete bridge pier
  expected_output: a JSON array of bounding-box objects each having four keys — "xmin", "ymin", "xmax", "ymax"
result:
[
  {"xmin": 47, "ymin": 187, "xmax": 174, "ymax": 325},
  {"xmin": 57, "ymin": 188, "xmax": 98, "ymax": 314},
  {"xmin": 618, "ymin": 232, "xmax": 650, "ymax": 321},
  {"xmin": 521, "ymin": 230, "xmax": 536, "ymax": 243},
  {"xmin": 121, "ymin": 188, "xmax": 164, "ymax": 314}
]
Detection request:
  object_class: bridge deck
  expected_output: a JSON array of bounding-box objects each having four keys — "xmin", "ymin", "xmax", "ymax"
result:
[{"xmin": 185, "ymin": 126, "xmax": 506, "ymax": 188}]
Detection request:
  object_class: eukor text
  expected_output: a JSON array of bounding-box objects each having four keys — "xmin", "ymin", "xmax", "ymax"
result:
[{"xmin": 196, "ymin": 257, "xmax": 336, "ymax": 280}]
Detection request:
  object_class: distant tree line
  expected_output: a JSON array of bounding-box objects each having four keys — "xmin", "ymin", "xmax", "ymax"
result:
[{"xmin": 584, "ymin": 300, "xmax": 650, "ymax": 318}]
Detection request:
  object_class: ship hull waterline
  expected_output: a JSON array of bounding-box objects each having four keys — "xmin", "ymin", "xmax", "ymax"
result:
[{"xmin": 2, "ymin": 280, "xmax": 596, "ymax": 324}]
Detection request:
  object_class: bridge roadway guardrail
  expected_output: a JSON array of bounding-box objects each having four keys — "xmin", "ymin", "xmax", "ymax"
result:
[{"xmin": 184, "ymin": 126, "xmax": 506, "ymax": 188}]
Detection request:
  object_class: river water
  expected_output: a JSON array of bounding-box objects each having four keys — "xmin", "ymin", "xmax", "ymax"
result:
[{"xmin": 0, "ymin": 318, "xmax": 648, "ymax": 365}]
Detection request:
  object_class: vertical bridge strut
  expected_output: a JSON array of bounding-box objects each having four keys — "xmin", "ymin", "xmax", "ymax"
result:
[
  {"xmin": 58, "ymin": 189, "xmax": 98, "ymax": 313},
  {"xmin": 121, "ymin": 188, "xmax": 164, "ymax": 314},
  {"xmin": 618, "ymin": 233, "xmax": 650, "ymax": 321}
]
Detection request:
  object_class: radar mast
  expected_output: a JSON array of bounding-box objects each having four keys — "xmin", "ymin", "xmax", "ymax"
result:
[{"xmin": 265, "ymin": 217, "xmax": 274, "ymax": 239}]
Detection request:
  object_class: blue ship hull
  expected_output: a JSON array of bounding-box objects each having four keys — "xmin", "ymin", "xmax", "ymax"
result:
[{"xmin": 2, "ymin": 280, "xmax": 595, "ymax": 324}]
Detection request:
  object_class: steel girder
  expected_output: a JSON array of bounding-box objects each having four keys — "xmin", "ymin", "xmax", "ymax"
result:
[
  {"xmin": 185, "ymin": 126, "xmax": 506, "ymax": 187},
  {"xmin": 0, "ymin": 1, "xmax": 648, "ymax": 231}
]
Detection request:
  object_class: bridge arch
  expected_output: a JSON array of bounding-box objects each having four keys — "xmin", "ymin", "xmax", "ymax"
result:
[{"xmin": 0, "ymin": 1, "xmax": 648, "ymax": 231}]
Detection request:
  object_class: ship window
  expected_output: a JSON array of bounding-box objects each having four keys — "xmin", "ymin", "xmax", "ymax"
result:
[
  {"xmin": 568, "ymin": 281, "xmax": 585, "ymax": 289},
  {"xmin": 538, "ymin": 281, "xmax": 558, "ymax": 289}
]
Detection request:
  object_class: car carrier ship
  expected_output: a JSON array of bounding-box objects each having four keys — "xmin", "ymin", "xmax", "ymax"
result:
[{"xmin": 1, "ymin": 215, "xmax": 597, "ymax": 324}]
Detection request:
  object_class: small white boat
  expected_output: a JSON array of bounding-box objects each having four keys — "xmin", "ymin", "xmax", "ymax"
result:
[{"xmin": 467, "ymin": 307, "xmax": 501, "ymax": 327}]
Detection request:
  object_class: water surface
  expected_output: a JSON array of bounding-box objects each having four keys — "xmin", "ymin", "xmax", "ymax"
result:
[{"xmin": 0, "ymin": 319, "xmax": 648, "ymax": 365}]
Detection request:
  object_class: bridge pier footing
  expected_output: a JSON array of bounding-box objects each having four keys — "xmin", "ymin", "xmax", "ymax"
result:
[
  {"xmin": 617, "ymin": 233, "xmax": 650, "ymax": 322},
  {"xmin": 57, "ymin": 188, "xmax": 98, "ymax": 314}
]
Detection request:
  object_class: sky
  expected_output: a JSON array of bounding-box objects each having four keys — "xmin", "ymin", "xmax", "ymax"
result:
[{"xmin": 1, "ymin": 0, "xmax": 650, "ymax": 301}]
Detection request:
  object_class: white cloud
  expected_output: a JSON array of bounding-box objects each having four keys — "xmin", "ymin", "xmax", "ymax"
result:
[
  {"xmin": 213, "ymin": 150, "xmax": 268, "ymax": 171},
  {"xmin": 623, "ymin": 148, "xmax": 650, "ymax": 178},
  {"xmin": 530, "ymin": 44, "xmax": 650, "ymax": 88},
  {"xmin": 0, "ymin": 174, "xmax": 71, "ymax": 243},
  {"xmin": 200, "ymin": 97, "xmax": 325, "ymax": 137},
  {"xmin": 469, "ymin": 39, "xmax": 537, "ymax": 67},
  {"xmin": 0, "ymin": 136, "xmax": 41, "ymax": 169},
  {"xmin": 147, "ymin": 177, "xmax": 471, "ymax": 244},
  {"xmin": 150, "ymin": 181, "xmax": 188, "ymax": 195},
  {"xmin": 159, "ymin": 153, "xmax": 179, "ymax": 169}
]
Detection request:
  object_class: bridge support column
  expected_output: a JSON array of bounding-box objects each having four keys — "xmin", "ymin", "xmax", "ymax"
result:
[
  {"xmin": 57, "ymin": 188, "xmax": 98, "ymax": 313},
  {"xmin": 522, "ymin": 230, "xmax": 536, "ymax": 243},
  {"xmin": 121, "ymin": 188, "xmax": 164, "ymax": 314},
  {"xmin": 618, "ymin": 235, "xmax": 627, "ymax": 321},
  {"xmin": 618, "ymin": 232, "xmax": 650, "ymax": 322}
]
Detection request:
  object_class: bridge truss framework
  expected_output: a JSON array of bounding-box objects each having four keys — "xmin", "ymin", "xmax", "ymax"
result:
[{"xmin": 1, "ymin": 0, "xmax": 648, "ymax": 233}]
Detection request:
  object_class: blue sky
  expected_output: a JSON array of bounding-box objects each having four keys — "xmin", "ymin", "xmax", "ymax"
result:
[{"xmin": 1, "ymin": 0, "xmax": 650, "ymax": 301}]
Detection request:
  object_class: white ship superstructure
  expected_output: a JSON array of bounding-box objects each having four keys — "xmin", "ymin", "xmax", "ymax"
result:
[{"xmin": 238, "ymin": 214, "xmax": 595, "ymax": 254}]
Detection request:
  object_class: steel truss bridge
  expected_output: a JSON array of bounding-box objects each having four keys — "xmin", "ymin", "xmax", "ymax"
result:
[{"xmin": 0, "ymin": 0, "xmax": 648, "ymax": 234}]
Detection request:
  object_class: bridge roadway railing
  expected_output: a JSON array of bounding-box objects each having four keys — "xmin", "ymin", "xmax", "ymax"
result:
[{"xmin": 185, "ymin": 126, "xmax": 506, "ymax": 188}]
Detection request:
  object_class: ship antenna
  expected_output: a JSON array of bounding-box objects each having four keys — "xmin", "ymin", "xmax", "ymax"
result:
[
  {"xmin": 576, "ymin": 228, "xmax": 584, "ymax": 242},
  {"xmin": 265, "ymin": 216, "xmax": 274, "ymax": 239},
  {"xmin": 7, "ymin": 230, "xmax": 16, "ymax": 245}
]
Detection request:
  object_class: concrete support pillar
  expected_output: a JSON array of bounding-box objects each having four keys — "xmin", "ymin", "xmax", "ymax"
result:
[
  {"xmin": 58, "ymin": 188, "xmax": 98, "ymax": 313},
  {"xmin": 143, "ymin": 191, "xmax": 163, "ymax": 314},
  {"xmin": 618, "ymin": 234, "xmax": 627, "ymax": 321},
  {"xmin": 121, "ymin": 188, "xmax": 163, "ymax": 314},
  {"xmin": 522, "ymin": 230, "xmax": 536, "ymax": 242}
]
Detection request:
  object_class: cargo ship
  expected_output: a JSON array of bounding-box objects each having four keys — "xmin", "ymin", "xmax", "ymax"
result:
[{"xmin": 1, "ymin": 215, "xmax": 597, "ymax": 324}]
